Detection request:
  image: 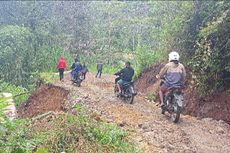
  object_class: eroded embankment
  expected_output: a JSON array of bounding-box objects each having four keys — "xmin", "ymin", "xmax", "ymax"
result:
[
  {"xmin": 134, "ymin": 62, "xmax": 230, "ymax": 123},
  {"xmin": 18, "ymin": 84, "xmax": 69, "ymax": 118}
]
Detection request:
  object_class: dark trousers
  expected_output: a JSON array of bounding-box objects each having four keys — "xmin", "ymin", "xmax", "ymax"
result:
[
  {"xmin": 115, "ymin": 77, "xmax": 120, "ymax": 84},
  {"xmin": 83, "ymin": 72, "xmax": 87, "ymax": 80},
  {"xmin": 95, "ymin": 70, "xmax": 102, "ymax": 78},
  {"xmin": 59, "ymin": 68, "xmax": 64, "ymax": 80}
]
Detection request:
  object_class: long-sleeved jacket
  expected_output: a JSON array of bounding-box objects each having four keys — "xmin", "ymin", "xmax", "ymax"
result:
[
  {"xmin": 115, "ymin": 66, "xmax": 134, "ymax": 82},
  {"xmin": 56, "ymin": 57, "xmax": 67, "ymax": 69},
  {"xmin": 159, "ymin": 62, "xmax": 186, "ymax": 88},
  {"xmin": 97, "ymin": 63, "xmax": 103, "ymax": 71}
]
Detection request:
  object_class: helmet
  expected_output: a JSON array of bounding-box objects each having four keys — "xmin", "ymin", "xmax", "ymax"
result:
[{"xmin": 168, "ymin": 51, "xmax": 180, "ymax": 61}]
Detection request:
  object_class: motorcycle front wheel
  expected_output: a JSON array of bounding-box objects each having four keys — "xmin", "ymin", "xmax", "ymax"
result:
[{"xmin": 171, "ymin": 101, "xmax": 181, "ymax": 123}]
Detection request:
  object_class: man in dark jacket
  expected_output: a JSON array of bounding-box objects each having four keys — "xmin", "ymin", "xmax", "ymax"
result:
[
  {"xmin": 114, "ymin": 61, "xmax": 134, "ymax": 95},
  {"xmin": 81, "ymin": 62, "xmax": 88, "ymax": 80},
  {"xmin": 70, "ymin": 59, "xmax": 82, "ymax": 81},
  {"xmin": 95, "ymin": 62, "xmax": 103, "ymax": 78}
]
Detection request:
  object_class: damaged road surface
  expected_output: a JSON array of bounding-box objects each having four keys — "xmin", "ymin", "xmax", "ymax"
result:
[
  {"xmin": 55, "ymin": 73, "xmax": 230, "ymax": 153},
  {"xmin": 19, "ymin": 73, "xmax": 230, "ymax": 153}
]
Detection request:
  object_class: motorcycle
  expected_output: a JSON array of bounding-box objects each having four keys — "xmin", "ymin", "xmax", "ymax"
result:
[
  {"xmin": 72, "ymin": 72, "xmax": 84, "ymax": 87},
  {"xmin": 114, "ymin": 76, "xmax": 137, "ymax": 104},
  {"xmin": 161, "ymin": 87, "xmax": 183, "ymax": 123}
]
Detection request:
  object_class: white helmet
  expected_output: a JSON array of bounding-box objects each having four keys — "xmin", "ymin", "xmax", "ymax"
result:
[{"xmin": 168, "ymin": 51, "xmax": 180, "ymax": 62}]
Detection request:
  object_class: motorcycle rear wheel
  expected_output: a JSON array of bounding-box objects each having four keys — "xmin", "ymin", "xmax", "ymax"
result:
[
  {"xmin": 161, "ymin": 106, "xmax": 166, "ymax": 114},
  {"xmin": 125, "ymin": 87, "xmax": 134, "ymax": 104},
  {"xmin": 114, "ymin": 85, "xmax": 119, "ymax": 97}
]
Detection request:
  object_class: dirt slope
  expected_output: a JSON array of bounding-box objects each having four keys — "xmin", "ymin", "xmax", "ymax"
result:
[
  {"xmin": 18, "ymin": 84, "xmax": 69, "ymax": 118},
  {"xmin": 134, "ymin": 62, "xmax": 165, "ymax": 94},
  {"xmin": 49, "ymin": 72, "xmax": 230, "ymax": 153},
  {"xmin": 134, "ymin": 63, "xmax": 230, "ymax": 124}
]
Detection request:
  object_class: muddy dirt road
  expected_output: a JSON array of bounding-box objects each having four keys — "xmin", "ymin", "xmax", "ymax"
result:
[{"xmin": 55, "ymin": 72, "xmax": 230, "ymax": 153}]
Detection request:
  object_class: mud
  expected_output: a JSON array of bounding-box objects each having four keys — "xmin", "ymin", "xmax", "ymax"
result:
[
  {"xmin": 18, "ymin": 84, "xmax": 69, "ymax": 118},
  {"xmin": 16, "ymin": 70, "xmax": 230, "ymax": 152},
  {"xmin": 184, "ymin": 86, "xmax": 230, "ymax": 123},
  {"xmin": 53, "ymin": 72, "xmax": 230, "ymax": 153}
]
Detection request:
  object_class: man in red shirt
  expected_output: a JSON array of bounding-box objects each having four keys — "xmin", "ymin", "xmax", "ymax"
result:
[{"xmin": 56, "ymin": 56, "xmax": 67, "ymax": 81}]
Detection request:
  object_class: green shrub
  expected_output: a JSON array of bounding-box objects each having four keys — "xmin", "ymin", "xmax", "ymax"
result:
[
  {"xmin": 0, "ymin": 25, "xmax": 73, "ymax": 88},
  {"xmin": 34, "ymin": 46, "xmax": 73, "ymax": 73},
  {"xmin": 0, "ymin": 119, "xmax": 34, "ymax": 153},
  {"xmin": 146, "ymin": 92, "xmax": 156, "ymax": 102},
  {"xmin": 135, "ymin": 45, "xmax": 165, "ymax": 76},
  {"xmin": 29, "ymin": 108, "xmax": 136, "ymax": 153},
  {"xmin": 0, "ymin": 25, "xmax": 35, "ymax": 87},
  {"xmin": 0, "ymin": 81, "xmax": 29, "ymax": 107},
  {"xmin": 38, "ymin": 72, "xmax": 59, "ymax": 84}
]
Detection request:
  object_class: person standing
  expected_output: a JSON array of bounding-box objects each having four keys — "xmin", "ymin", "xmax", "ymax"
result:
[
  {"xmin": 82, "ymin": 62, "xmax": 88, "ymax": 80},
  {"xmin": 56, "ymin": 56, "xmax": 67, "ymax": 81},
  {"xmin": 95, "ymin": 62, "xmax": 103, "ymax": 78}
]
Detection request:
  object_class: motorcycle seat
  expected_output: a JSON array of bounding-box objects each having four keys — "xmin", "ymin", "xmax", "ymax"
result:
[
  {"xmin": 123, "ymin": 81, "xmax": 133, "ymax": 86},
  {"xmin": 168, "ymin": 88, "xmax": 182, "ymax": 94}
]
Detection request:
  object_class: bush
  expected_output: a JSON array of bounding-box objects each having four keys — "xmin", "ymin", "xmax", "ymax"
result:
[
  {"xmin": 34, "ymin": 46, "xmax": 73, "ymax": 73},
  {"xmin": 0, "ymin": 81, "xmax": 29, "ymax": 107},
  {"xmin": 0, "ymin": 118, "xmax": 34, "ymax": 153},
  {"xmin": 29, "ymin": 109, "xmax": 136, "ymax": 153},
  {"xmin": 0, "ymin": 25, "xmax": 35, "ymax": 87},
  {"xmin": 0, "ymin": 25, "xmax": 73, "ymax": 88},
  {"xmin": 135, "ymin": 45, "xmax": 165, "ymax": 76},
  {"xmin": 183, "ymin": 1, "xmax": 230, "ymax": 95}
]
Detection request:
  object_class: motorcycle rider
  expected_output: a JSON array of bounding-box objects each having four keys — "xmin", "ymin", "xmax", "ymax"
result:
[
  {"xmin": 156, "ymin": 51, "xmax": 186, "ymax": 107},
  {"xmin": 71, "ymin": 59, "xmax": 82, "ymax": 81},
  {"xmin": 114, "ymin": 61, "xmax": 134, "ymax": 96}
]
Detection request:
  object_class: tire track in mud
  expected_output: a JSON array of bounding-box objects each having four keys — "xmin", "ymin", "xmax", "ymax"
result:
[{"xmin": 55, "ymin": 73, "xmax": 230, "ymax": 153}]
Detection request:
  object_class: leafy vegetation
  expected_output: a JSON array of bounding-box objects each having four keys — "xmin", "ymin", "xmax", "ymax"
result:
[
  {"xmin": 1, "ymin": 1, "xmax": 229, "ymax": 94},
  {"xmin": 0, "ymin": 119, "xmax": 34, "ymax": 153},
  {"xmin": 135, "ymin": 45, "xmax": 165, "ymax": 76},
  {"xmin": 0, "ymin": 1, "xmax": 195, "ymax": 86},
  {"xmin": 0, "ymin": 107, "xmax": 136, "ymax": 153},
  {"xmin": 180, "ymin": 1, "xmax": 230, "ymax": 95},
  {"xmin": 0, "ymin": 81, "xmax": 29, "ymax": 107},
  {"xmin": 38, "ymin": 72, "xmax": 59, "ymax": 84},
  {"xmin": 0, "ymin": 1, "xmax": 230, "ymax": 152}
]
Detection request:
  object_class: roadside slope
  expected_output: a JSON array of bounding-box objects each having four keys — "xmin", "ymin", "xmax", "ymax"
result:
[
  {"xmin": 134, "ymin": 63, "xmax": 230, "ymax": 124},
  {"xmin": 53, "ymin": 72, "xmax": 230, "ymax": 153}
]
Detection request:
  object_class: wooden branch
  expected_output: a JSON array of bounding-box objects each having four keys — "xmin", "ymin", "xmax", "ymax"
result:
[
  {"xmin": 32, "ymin": 111, "xmax": 55, "ymax": 121},
  {"xmin": 13, "ymin": 92, "xmax": 30, "ymax": 98}
]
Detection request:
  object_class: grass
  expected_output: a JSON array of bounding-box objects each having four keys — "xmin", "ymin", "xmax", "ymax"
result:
[
  {"xmin": 30, "ymin": 109, "xmax": 136, "ymax": 153},
  {"xmin": 38, "ymin": 72, "xmax": 59, "ymax": 84},
  {"xmin": 0, "ymin": 106, "xmax": 136, "ymax": 153},
  {"xmin": 146, "ymin": 92, "xmax": 157, "ymax": 102}
]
